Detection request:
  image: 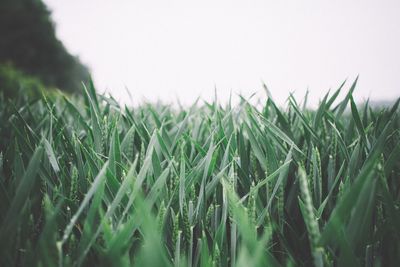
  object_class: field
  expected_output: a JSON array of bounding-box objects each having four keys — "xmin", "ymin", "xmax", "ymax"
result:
[{"xmin": 0, "ymin": 80, "xmax": 399, "ymax": 267}]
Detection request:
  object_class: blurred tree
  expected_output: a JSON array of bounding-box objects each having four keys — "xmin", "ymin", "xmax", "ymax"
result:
[{"xmin": 0, "ymin": 0, "xmax": 89, "ymax": 94}]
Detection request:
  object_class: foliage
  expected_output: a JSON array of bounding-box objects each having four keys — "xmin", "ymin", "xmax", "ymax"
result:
[
  {"xmin": 0, "ymin": 81, "xmax": 399, "ymax": 267},
  {"xmin": 0, "ymin": 0, "xmax": 89, "ymax": 94},
  {"xmin": 0, "ymin": 63, "xmax": 45, "ymax": 99}
]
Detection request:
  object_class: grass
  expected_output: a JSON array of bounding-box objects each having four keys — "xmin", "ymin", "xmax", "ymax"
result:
[{"xmin": 0, "ymin": 80, "xmax": 399, "ymax": 267}]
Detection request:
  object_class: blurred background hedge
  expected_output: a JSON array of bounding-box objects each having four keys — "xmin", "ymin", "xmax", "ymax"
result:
[{"xmin": 0, "ymin": 0, "xmax": 89, "ymax": 97}]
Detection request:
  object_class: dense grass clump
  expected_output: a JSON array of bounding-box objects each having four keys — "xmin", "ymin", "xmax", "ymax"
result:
[{"xmin": 0, "ymin": 80, "xmax": 399, "ymax": 267}]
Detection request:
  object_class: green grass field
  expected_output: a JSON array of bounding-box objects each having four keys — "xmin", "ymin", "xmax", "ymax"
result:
[{"xmin": 0, "ymin": 80, "xmax": 399, "ymax": 266}]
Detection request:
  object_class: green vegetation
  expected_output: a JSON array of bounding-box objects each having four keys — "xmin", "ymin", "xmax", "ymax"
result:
[
  {"xmin": 0, "ymin": 80, "xmax": 399, "ymax": 267},
  {"xmin": 0, "ymin": 0, "xmax": 89, "ymax": 94},
  {"xmin": 0, "ymin": 64, "xmax": 53, "ymax": 100}
]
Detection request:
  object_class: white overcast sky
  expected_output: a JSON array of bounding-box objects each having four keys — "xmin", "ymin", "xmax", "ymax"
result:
[{"xmin": 44, "ymin": 0, "xmax": 400, "ymax": 107}]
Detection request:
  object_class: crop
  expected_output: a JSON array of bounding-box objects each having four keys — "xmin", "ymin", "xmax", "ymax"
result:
[{"xmin": 0, "ymin": 79, "xmax": 399, "ymax": 266}]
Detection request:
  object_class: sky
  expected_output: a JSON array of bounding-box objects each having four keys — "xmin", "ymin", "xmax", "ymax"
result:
[{"xmin": 43, "ymin": 0, "xmax": 400, "ymax": 107}]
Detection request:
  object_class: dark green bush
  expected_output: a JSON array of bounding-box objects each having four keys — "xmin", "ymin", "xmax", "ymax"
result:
[{"xmin": 0, "ymin": 63, "xmax": 45, "ymax": 100}]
